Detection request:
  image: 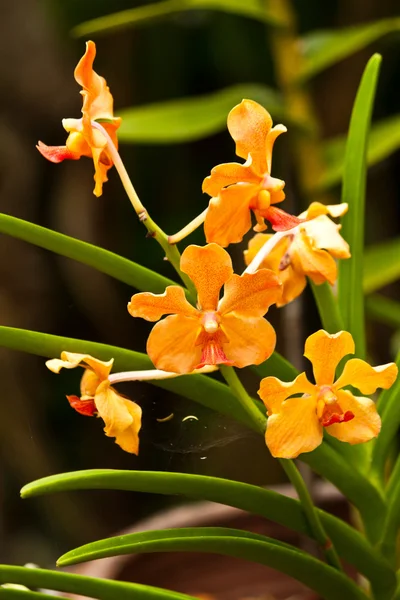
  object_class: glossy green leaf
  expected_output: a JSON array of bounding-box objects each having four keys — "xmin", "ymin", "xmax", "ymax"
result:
[
  {"xmin": 319, "ymin": 113, "xmax": 400, "ymax": 190},
  {"xmin": 118, "ymin": 85, "xmax": 283, "ymax": 144},
  {"xmin": 56, "ymin": 528, "xmax": 369, "ymax": 600},
  {"xmin": 21, "ymin": 469, "xmax": 395, "ymax": 594},
  {"xmin": 0, "ymin": 566, "xmax": 195, "ymax": 600},
  {"xmin": 0, "ymin": 591, "xmax": 68, "ymax": 600},
  {"xmin": 365, "ymin": 294, "xmax": 400, "ymax": 328},
  {"xmin": 72, "ymin": 0, "xmax": 283, "ymax": 38},
  {"xmin": 300, "ymin": 18, "xmax": 400, "ymax": 80},
  {"xmin": 0, "ymin": 213, "xmax": 175, "ymax": 295},
  {"xmin": 363, "ymin": 237, "xmax": 400, "ymax": 294},
  {"xmin": 338, "ymin": 54, "xmax": 382, "ymax": 359},
  {"xmin": 0, "ymin": 326, "xmax": 256, "ymax": 430}
]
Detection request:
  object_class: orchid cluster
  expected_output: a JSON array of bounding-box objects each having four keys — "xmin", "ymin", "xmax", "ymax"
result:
[{"xmin": 37, "ymin": 41, "xmax": 397, "ymax": 465}]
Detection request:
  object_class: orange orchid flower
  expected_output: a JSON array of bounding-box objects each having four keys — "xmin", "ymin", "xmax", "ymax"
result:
[
  {"xmin": 128, "ymin": 243, "xmax": 281, "ymax": 374},
  {"xmin": 46, "ymin": 352, "xmax": 141, "ymax": 454},
  {"xmin": 258, "ymin": 330, "xmax": 398, "ymax": 459},
  {"xmin": 37, "ymin": 41, "xmax": 121, "ymax": 197},
  {"xmin": 202, "ymin": 99, "xmax": 300, "ymax": 247},
  {"xmin": 244, "ymin": 202, "xmax": 350, "ymax": 306}
]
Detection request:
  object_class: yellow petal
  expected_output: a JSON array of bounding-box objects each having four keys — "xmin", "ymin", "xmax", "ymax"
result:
[
  {"xmin": 46, "ymin": 352, "xmax": 113, "ymax": 381},
  {"xmin": 204, "ymin": 184, "xmax": 257, "ymax": 247},
  {"xmin": 299, "ymin": 202, "xmax": 348, "ymax": 220},
  {"xmin": 265, "ymin": 125, "xmax": 287, "ymax": 173},
  {"xmin": 265, "ymin": 395, "xmax": 323, "ymax": 459},
  {"xmin": 147, "ymin": 314, "xmax": 202, "ymax": 374},
  {"xmin": 180, "ymin": 244, "xmax": 233, "ymax": 311},
  {"xmin": 302, "ymin": 215, "xmax": 350, "ymax": 259},
  {"xmin": 218, "ymin": 270, "xmax": 281, "ymax": 318},
  {"xmin": 202, "ymin": 158, "xmax": 260, "ymax": 197},
  {"xmin": 325, "ymin": 389, "xmax": 381, "ymax": 445},
  {"xmin": 335, "ymin": 358, "xmax": 398, "ymax": 394},
  {"xmin": 304, "ymin": 330, "xmax": 355, "ymax": 386},
  {"xmin": 278, "ymin": 265, "xmax": 307, "ymax": 307},
  {"xmin": 220, "ymin": 314, "xmax": 276, "ymax": 368},
  {"xmin": 227, "ymin": 100, "xmax": 272, "ymax": 174},
  {"xmin": 128, "ymin": 286, "xmax": 198, "ymax": 321},
  {"xmin": 258, "ymin": 372, "xmax": 315, "ymax": 414},
  {"xmin": 95, "ymin": 381, "xmax": 142, "ymax": 454},
  {"xmin": 80, "ymin": 369, "xmax": 100, "ymax": 397},
  {"xmin": 291, "ymin": 231, "xmax": 338, "ymax": 285}
]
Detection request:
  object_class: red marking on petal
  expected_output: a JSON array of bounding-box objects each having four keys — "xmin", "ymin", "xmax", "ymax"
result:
[
  {"xmin": 266, "ymin": 206, "xmax": 303, "ymax": 232},
  {"xmin": 322, "ymin": 410, "xmax": 354, "ymax": 428},
  {"xmin": 195, "ymin": 338, "xmax": 234, "ymax": 369},
  {"xmin": 67, "ymin": 395, "xmax": 97, "ymax": 417},
  {"xmin": 37, "ymin": 141, "xmax": 80, "ymax": 163}
]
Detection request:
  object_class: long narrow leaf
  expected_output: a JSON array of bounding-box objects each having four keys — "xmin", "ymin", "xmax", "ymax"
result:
[
  {"xmin": 338, "ymin": 54, "xmax": 382, "ymax": 358},
  {"xmin": 56, "ymin": 529, "xmax": 369, "ymax": 600},
  {"xmin": 72, "ymin": 0, "xmax": 283, "ymax": 38},
  {"xmin": 300, "ymin": 19, "xmax": 400, "ymax": 80},
  {"xmin": 0, "ymin": 592, "xmax": 68, "ymax": 600},
  {"xmin": 21, "ymin": 469, "xmax": 395, "ymax": 594},
  {"xmin": 363, "ymin": 237, "xmax": 400, "ymax": 294},
  {"xmin": 0, "ymin": 567, "xmax": 195, "ymax": 600},
  {"xmin": 0, "ymin": 213, "xmax": 175, "ymax": 294},
  {"xmin": 118, "ymin": 85, "xmax": 283, "ymax": 144},
  {"xmin": 365, "ymin": 294, "xmax": 400, "ymax": 328}
]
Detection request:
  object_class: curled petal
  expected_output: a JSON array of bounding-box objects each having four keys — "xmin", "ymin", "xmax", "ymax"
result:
[
  {"xmin": 265, "ymin": 206, "xmax": 301, "ymax": 231},
  {"xmin": 244, "ymin": 233, "xmax": 288, "ymax": 271},
  {"xmin": 335, "ymin": 358, "xmax": 398, "ymax": 394},
  {"xmin": 265, "ymin": 395, "xmax": 323, "ymax": 459},
  {"xmin": 128, "ymin": 286, "xmax": 198, "ymax": 321},
  {"xmin": 218, "ymin": 270, "xmax": 281, "ymax": 318},
  {"xmin": 265, "ymin": 125, "xmax": 287, "ymax": 172},
  {"xmin": 278, "ymin": 265, "xmax": 307, "ymax": 307},
  {"xmin": 291, "ymin": 231, "xmax": 338, "ymax": 285},
  {"xmin": 80, "ymin": 368, "xmax": 102, "ymax": 397},
  {"xmin": 228, "ymin": 100, "xmax": 272, "ymax": 174},
  {"xmin": 181, "ymin": 244, "xmax": 233, "ymax": 311},
  {"xmin": 325, "ymin": 390, "xmax": 381, "ymax": 445},
  {"xmin": 36, "ymin": 141, "xmax": 80, "ymax": 163},
  {"xmin": 46, "ymin": 352, "xmax": 113, "ymax": 381},
  {"xmin": 299, "ymin": 202, "xmax": 348, "ymax": 220},
  {"xmin": 304, "ymin": 330, "xmax": 355, "ymax": 386},
  {"xmin": 204, "ymin": 184, "xmax": 257, "ymax": 247},
  {"xmin": 303, "ymin": 215, "xmax": 350, "ymax": 259},
  {"xmin": 67, "ymin": 395, "xmax": 97, "ymax": 417},
  {"xmin": 95, "ymin": 381, "xmax": 142, "ymax": 454},
  {"xmin": 220, "ymin": 314, "xmax": 276, "ymax": 368},
  {"xmin": 147, "ymin": 314, "xmax": 202, "ymax": 374},
  {"xmin": 258, "ymin": 372, "xmax": 315, "ymax": 414},
  {"xmin": 202, "ymin": 158, "xmax": 260, "ymax": 197}
]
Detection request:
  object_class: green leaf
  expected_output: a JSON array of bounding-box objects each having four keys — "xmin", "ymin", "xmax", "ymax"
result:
[
  {"xmin": 0, "ymin": 213, "xmax": 175, "ymax": 295},
  {"xmin": 72, "ymin": 0, "xmax": 283, "ymax": 38},
  {"xmin": 309, "ymin": 281, "xmax": 344, "ymax": 333},
  {"xmin": 56, "ymin": 528, "xmax": 369, "ymax": 600},
  {"xmin": 300, "ymin": 18, "xmax": 400, "ymax": 80},
  {"xmin": 0, "ymin": 566, "xmax": 195, "ymax": 600},
  {"xmin": 338, "ymin": 54, "xmax": 382, "ymax": 359},
  {"xmin": 365, "ymin": 294, "xmax": 400, "ymax": 328},
  {"xmin": 363, "ymin": 237, "xmax": 400, "ymax": 294},
  {"xmin": 0, "ymin": 326, "xmax": 256, "ymax": 430},
  {"xmin": 118, "ymin": 85, "xmax": 283, "ymax": 144},
  {"xmin": 319, "ymin": 113, "xmax": 400, "ymax": 190},
  {"xmin": 251, "ymin": 350, "xmax": 298, "ymax": 380},
  {"xmin": 21, "ymin": 469, "xmax": 395, "ymax": 595}
]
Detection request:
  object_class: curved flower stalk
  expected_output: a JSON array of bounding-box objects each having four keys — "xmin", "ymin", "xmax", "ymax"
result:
[
  {"xmin": 202, "ymin": 99, "xmax": 300, "ymax": 247},
  {"xmin": 46, "ymin": 352, "xmax": 141, "ymax": 454},
  {"xmin": 258, "ymin": 330, "xmax": 398, "ymax": 459},
  {"xmin": 244, "ymin": 202, "xmax": 350, "ymax": 306},
  {"xmin": 128, "ymin": 243, "xmax": 282, "ymax": 374},
  {"xmin": 37, "ymin": 41, "xmax": 121, "ymax": 197}
]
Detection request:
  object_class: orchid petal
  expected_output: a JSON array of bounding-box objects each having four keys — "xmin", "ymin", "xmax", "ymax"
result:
[
  {"xmin": 147, "ymin": 314, "xmax": 202, "ymax": 374},
  {"xmin": 218, "ymin": 270, "xmax": 281, "ymax": 317},
  {"xmin": 258, "ymin": 372, "xmax": 314, "ymax": 414},
  {"xmin": 291, "ymin": 230, "xmax": 338, "ymax": 285},
  {"xmin": 303, "ymin": 215, "xmax": 350, "ymax": 259},
  {"xmin": 128, "ymin": 286, "xmax": 198, "ymax": 321},
  {"xmin": 202, "ymin": 158, "xmax": 260, "ymax": 197},
  {"xmin": 304, "ymin": 330, "xmax": 355, "ymax": 386},
  {"xmin": 335, "ymin": 358, "xmax": 398, "ymax": 394},
  {"xmin": 46, "ymin": 352, "xmax": 113, "ymax": 381},
  {"xmin": 220, "ymin": 314, "xmax": 276, "ymax": 368},
  {"xmin": 325, "ymin": 389, "xmax": 381, "ymax": 445}
]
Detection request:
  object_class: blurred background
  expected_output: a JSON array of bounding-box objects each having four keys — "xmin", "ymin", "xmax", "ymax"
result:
[{"xmin": 1, "ymin": 0, "xmax": 399, "ymax": 583}]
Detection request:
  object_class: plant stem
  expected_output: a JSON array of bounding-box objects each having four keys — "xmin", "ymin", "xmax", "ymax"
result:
[
  {"xmin": 109, "ymin": 365, "xmax": 216, "ymax": 384},
  {"xmin": 309, "ymin": 280, "xmax": 344, "ymax": 333},
  {"xmin": 243, "ymin": 225, "xmax": 300, "ymax": 274},
  {"xmin": 168, "ymin": 209, "xmax": 208, "ymax": 244},
  {"xmin": 220, "ymin": 365, "xmax": 343, "ymax": 571},
  {"xmin": 91, "ymin": 121, "xmax": 196, "ymax": 301}
]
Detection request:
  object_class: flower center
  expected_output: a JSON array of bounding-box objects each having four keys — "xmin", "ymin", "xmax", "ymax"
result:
[
  {"xmin": 202, "ymin": 311, "xmax": 220, "ymax": 334},
  {"xmin": 316, "ymin": 385, "xmax": 354, "ymax": 428},
  {"xmin": 256, "ymin": 189, "xmax": 271, "ymax": 212}
]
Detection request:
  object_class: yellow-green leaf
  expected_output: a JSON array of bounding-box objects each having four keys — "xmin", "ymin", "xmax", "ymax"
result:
[{"xmin": 363, "ymin": 237, "xmax": 400, "ymax": 294}]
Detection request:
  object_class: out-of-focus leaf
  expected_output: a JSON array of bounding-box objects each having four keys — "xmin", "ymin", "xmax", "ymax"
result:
[
  {"xmin": 300, "ymin": 18, "xmax": 400, "ymax": 80},
  {"xmin": 0, "ymin": 566, "xmax": 194, "ymax": 600},
  {"xmin": 363, "ymin": 237, "xmax": 400, "ymax": 294},
  {"xmin": 338, "ymin": 54, "xmax": 381, "ymax": 359},
  {"xmin": 55, "ymin": 529, "xmax": 369, "ymax": 600},
  {"xmin": 365, "ymin": 294, "xmax": 400, "ymax": 328},
  {"xmin": 0, "ymin": 592, "xmax": 68, "ymax": 600},
  {"xmin": 21, "ymin": 469, "xmax": 395, "ymax": 596},
  {"xmin": 319, "ymin": 113, "xmax": 400, "ymax": 190},
  {"xmin": 251, "ymin": 350, "xmax": 298, "ymax": 380},
  {"xmin": 118, "ymin": 85, "xmax": 283, "ymax": 144},
  {"xmin": 72, "ymin": 0, "xmax": 283, "ymax": 38}
]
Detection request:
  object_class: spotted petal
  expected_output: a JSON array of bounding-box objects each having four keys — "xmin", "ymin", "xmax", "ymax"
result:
[
  {"xmin": 258, "ymin": 372, "xmax": 315, "ymax": 414},
  {"xmin": 128, "ymin": 286, "xmax": 197, "ymax": 321},
  {"xmin": 304, "ymin": 330, "xmax": 355, "ymax": 386},
  {"xmin": 147, "ymin": 314, "xmax": 202, "ymax": 374},
  {"xmin": 335, "ymin": 358, "xmax": 398, "ymax": 394},
  {"xmin": 202, "ymin": 158, "xmax": 260, "ymax": 197},
  {"xmin": 218, "ymin": 270, "xmax": 281, "ymax": 318},
  {"xmin": 220, "ymin": 314, "xmax": 276, "ymax": 368},
  {"xmin": 325, "ymin": 389, "xmax": 381, "ymax": 445},
  {"xmin": 228, "ymin": 100, "xmax": 272, "ymax": 174}
]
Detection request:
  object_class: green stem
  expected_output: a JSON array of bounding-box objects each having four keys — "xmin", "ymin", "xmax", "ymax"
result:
[
  {"xmin": 309, "ymin": 280, "xmax": 344, "ymax": 333},
  {"xmin": 220, "ymin": 365, "xmax": 342, "ymax": 571}
]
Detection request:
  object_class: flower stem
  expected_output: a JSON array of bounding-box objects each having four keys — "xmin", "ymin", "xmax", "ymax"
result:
[
  {"xmin": 168, "ymin": 208, "xmax": 208, "ymax": 245},
  {"xmin": 109, "ymin": 365, "xmax": 217, "ymax": 384},
  {"xmin": 91, "ymin": 121, "xmax": 196, "ymax": 301},
  {"xmin": 220, "ymin": 364, "xmax": 343, "ymax": 572},
  {"xmin": 309, "ymin": 280, "xmax": 344, "ymax": 333}
]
